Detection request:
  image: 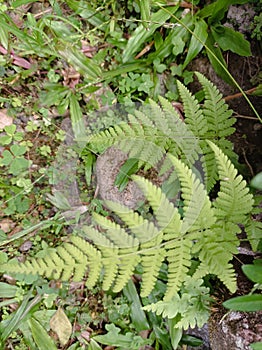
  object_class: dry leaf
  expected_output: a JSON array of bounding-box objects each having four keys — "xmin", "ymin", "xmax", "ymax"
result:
[
  {"xmin": 0, "ymin": 109, "xmax": 13, "ymax": 129},
  {"xmin": 50, "ymin": 307, "xmax": 72, "ymax": 346},
  {"xmin": 0, "ymin": 219, "xmax": 16, "ymax": 233}
]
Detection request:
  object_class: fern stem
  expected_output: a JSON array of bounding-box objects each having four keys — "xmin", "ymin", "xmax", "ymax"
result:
[{"xmin": 156, "ymin": 3, "xmax": 261, "ymax": 123}]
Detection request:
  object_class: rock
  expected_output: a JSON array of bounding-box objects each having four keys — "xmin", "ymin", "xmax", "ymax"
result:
[
  {"xmin": 95, "ymin": 147, "xmax": 145, "ymax": 209},
  {"xmin": 209, "ymin": 310, "xmax": 262, "ymax": 350},
  {"xmin": 185, "ymin": 324, "xmax": 211, "ymax": 350}
]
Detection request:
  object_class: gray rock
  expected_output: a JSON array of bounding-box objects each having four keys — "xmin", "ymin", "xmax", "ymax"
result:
[{"xmin": 95, "ymin": 147, "xmax": 145, "ymax": 209}]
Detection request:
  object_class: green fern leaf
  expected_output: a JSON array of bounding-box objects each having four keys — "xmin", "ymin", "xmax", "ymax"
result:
[
  {"xmin": 140, "ymin": 246, "xmax": 166, "ymax": 297},
  {"xmin": 208, "ymin": 141, "xmax": 254, "ymax": 223},
  {"xmin": 168, "ymin": 154, "xmax": 216, "ymax": 232},
  {"xmin": 193, "ymin": 224, "xmax": 238, "ymax": 292},
  {"xmin": 104, "ymin": 200, "xmax": 160, "ymax": 244},
  {"xmin": 164, "ymin": 238, "xmax": 192, "ymax": 300},
  {"xmin": 144, "ymin": 277, "xmax": 210, "ymax": 329},
  {"xmin": 101, "ymin": 255, "xmax": 119, "ymax": 291},
  {"xmin": 92, "ymin": 212, "xmax": 140, "ymax": 249},
  {"xmin": 132, "ymin": 175, "xmax": 181, "ymax": 232},
  {"xmin": 70, "ymin": 236, "xmax": 102, "ymax": 288},
  {"xmin": 159, "ymin": 96, "xmax": 201, "ymax": 168},
  {"xmin": 82, "ymin": 225, "xmax": 117, "ymax": 249},
  {"xmin": 245, "ymin": 218, "xmax": 262, "ymax": 252},
  {"xmin": 177, "ymin": 80, "xmax": 208, "ymax": 138},
  {"xmin": 195, "ymin": 71, "xmax": 236, "ymax": 139},
  {"xmin": 113, "ymin": 250, "xmax": 140, "ymax": 293},
  {"xmin": 81, "ymin": 226, "xmax": 119, "ymax": 290}
]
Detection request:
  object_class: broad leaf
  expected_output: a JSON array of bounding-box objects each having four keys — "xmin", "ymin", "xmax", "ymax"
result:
[
  {"xmin": 199, "ymin": 0, "xmax": 250, "ymax": 21},
  {"xmin": 0, "ymin": 282, "xmax": 18, "ymax": 298},
  {"xmin": 69, "ymin": 94, "xmax": 86, "ymax": 143},
  {"xmin": 223, "ymin": 294, "xmax": 262, "ymax": 312},
  {"xmin": 58, "ymin": 45, "xmax": 101, "ymax": 80},
  {"xmin": 205, "ymin": 32, "xmax": 232, "ymax": 85},
  {"xmin": 183, "ymin": 19, "xmax": 208, "ymax": 68},
  {"xmin": 29, "ymin": 318, "xmax": 57, "ymax": 350},
  {"xmin": 211, "ymin": 24, "xmax": 251, "ymax": 56},
  {"xmin": 242, "ymin": 263, "xmax": 262, "ymax": 284},
  {"xmin": 250, "ymin": 342, "xmax": 262, "ymax": 350},
  {"xmin": 139, "ymin": 0, "xmax": 151, "ymax": 28},
  {"xmin": 123, "ymin": 280, "xmax": 150, "ymax": 331}
]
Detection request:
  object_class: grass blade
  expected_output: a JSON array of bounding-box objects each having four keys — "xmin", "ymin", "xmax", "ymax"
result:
[
  {"xmin": 58, "ymin": 44, "xmax": 101, "ymax": 80},
  {"xmin": 0, "ymin": 289, "xmax": 41, "ymax": 341},
  {"xmin": 123, "ymin": 6, "xmax": 179, "ymax": 62},
  {"xmin": 29, "ymin": 318, "xmax": 57, "ymax": 350},
  {"xmin": 139, "ymin": 0, "xmax": 151, "ymax": 28},
  {"xmin": 69, "ymin": 94, "xmax": 86, "ymax": 142},
  {"xmin": 183, "ymin": 18, "xmax": 208, "ymax": 68}
]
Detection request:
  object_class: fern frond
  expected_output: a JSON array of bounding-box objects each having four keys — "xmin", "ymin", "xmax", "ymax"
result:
[
  {"xmin": 192, "ymin": 224, "xmax": 238, "ymax": 293},
  {"xmin": 144, "ymin": 277, "xmax": 210, "ymax": 329},
  {"xmin": 70, "ymin": 236, "xmax": 102, "ymax": 288},
  {"xmin": 101, "ymin": 255, "xmax": 119, "ymax": 291},
  {"xmin": 104, "ymin": 200, "xmax": 160, "ymax": 243},
  {"xmin": 88, "ymin": 122, "xmax": 140, "ymax": 153},
  {"xmin": 80, "ymin": 225, "xmax": 120, "ymax": 290},
  {"xmin": 140, "ymin": 246, "xmax": 166, "ymax": 297},
  {"xmin": 208, "ymin": 141, "xmax": 254, "ymax": 223},
  {"xmin": 177, "ymin": 80, "xmax": 208, "ymax": 138},
  {"xmin": 113, "ymin": 250, "xmax": 140, "ymax": 293},
  {"xmin": 164, "ymin": 238, "xmax": 192, "ymax": 300},
  {"xmin": 245, "ymin": 218, "xmax": 262, "ymax": 252},
  {"xmin": 200, "ymin": 141, "xmax": 218, "ymax": 192},
  {"xmin": 195, "ymin": 72, "xmax": 236, "ymax": 139},
  {"xmin": 159, "ymin": 96, "xmax": 201, "ymax": 168},
  {"xmin": 194, "ymin": 259, "xmax": 236, "ymax": 293},
  {"xmin": 132, "ymin": 175, "xmax": 181, "ymax": 232},
  {"xmin": 168, "ymin": 154, "xmax": 216, "ymax": 233},
  {"xmin": 81, "ymin": 225, "xmax": 117, "ymax": 249},
  {"xmin": 92, "ymin": 212, "xmax": 140, "ymax": 249}
]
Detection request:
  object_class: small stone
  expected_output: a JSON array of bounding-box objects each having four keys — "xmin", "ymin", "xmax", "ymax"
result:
[{"xmin": 19, "ymin": 240, "xmax": 32, "ymax": 252}]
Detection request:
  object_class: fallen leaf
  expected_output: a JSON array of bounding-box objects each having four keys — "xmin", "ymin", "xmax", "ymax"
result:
[
  {"xmin": 50, "ymin": 307, "xmax": 72, "ymax": 346},
  {"xmin": 0, "ymin": 219, "xmax": 16, "ymax": 233},
  {"xmin": 0, "ymin": 109, "xmax": 13, "ymax": 129}
]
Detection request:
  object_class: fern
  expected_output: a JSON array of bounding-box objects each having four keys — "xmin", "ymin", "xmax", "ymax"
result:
[
  {"xmin": 176, "ymin": 80, "xmax": 208, "ymax": 138},
  {"xmin": 144, "ymin": 277, "xmax": 210, "ymax": 329},
  {"xmin": 86, "ymin": 72, "xmax": 236, "ymax": 193},
  {"xmin": 208, "ymin": 141, "xmax": 254, "ymax": 223},
  {"xmin": 1, "ymin": 76, "xmax": 255, "ymax": 334},
  {"xmin": 2, "ymin": 145, "xmax": 253, "ymax": 300},
  {"xmin": 195, "ymin": 72, "xmax": 236, "ymax": 140}
]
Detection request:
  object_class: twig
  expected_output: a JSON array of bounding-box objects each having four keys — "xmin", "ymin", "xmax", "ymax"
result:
[
  {"xmin": 224, "ymin": 87, "xmax": 257, "ymax": 101},
  {"xmin": 233, "ymin": 113, "xmax": 258, "ymax": 121},
  {"xmin": 242, "ymin": 148, "xmax": 254, "ymax": 177},
  {"xmin": 135, "ymin": 41, "xmax": 154, "ymax": 59}
]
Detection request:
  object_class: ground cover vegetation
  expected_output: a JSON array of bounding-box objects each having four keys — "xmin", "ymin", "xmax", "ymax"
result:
[{"xmin": 0, "ymin": 0, "xmax": 261, "ymax": 349}]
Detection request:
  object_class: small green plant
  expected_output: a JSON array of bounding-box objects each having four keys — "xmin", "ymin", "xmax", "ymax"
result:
[
  {"xmin": 251, "ymin": 12, "xmax": 262, "ymax": 41},
  {"xmin": 0, "ymin": 144, "xmax": 31, "ymax": 176},
  {"xmin": 0, "ymin": 124, "xmax": 23, "ymax": 145}
]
